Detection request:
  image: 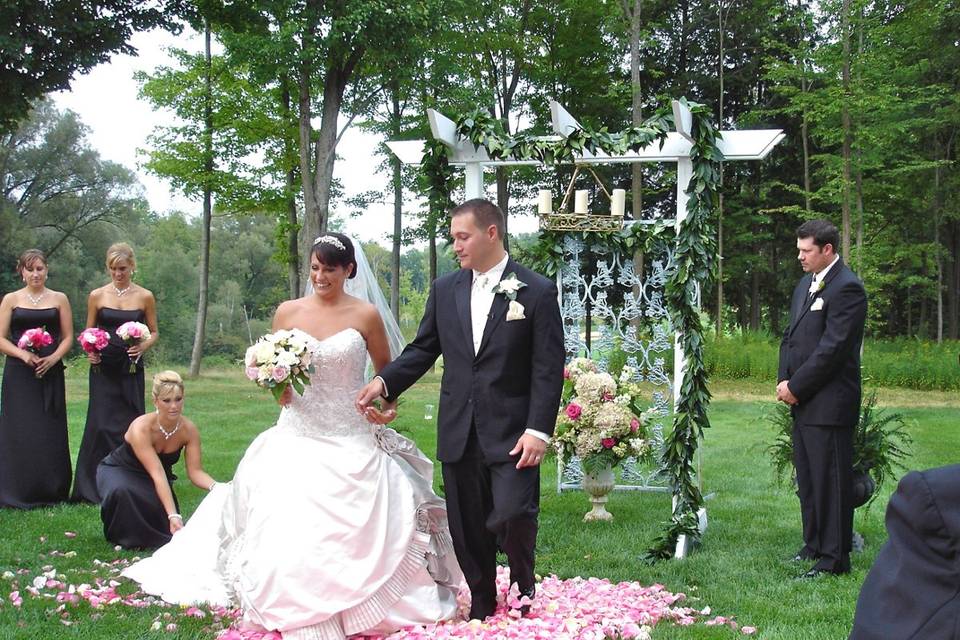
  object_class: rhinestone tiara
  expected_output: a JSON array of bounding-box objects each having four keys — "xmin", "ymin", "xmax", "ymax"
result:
[{"xmin": 312, "ymin": 235, "xmax": 345, "ymax": 251}]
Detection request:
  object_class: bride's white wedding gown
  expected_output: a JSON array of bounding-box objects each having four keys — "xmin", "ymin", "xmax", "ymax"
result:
[{"xmin": 122, "ymin": 328, "xmax": 463, "ymax": 640}]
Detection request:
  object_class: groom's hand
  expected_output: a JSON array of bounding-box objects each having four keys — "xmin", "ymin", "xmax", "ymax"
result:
[
  {"xmin": 510, "ymin": 434, "xmax": 547, "ymax": 469},
  {"xmin": 356, "ymin": 378, "xmax": 386, "ymax": 415}
]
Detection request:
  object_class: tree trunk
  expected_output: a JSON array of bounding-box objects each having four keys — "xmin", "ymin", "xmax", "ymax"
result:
[
  {"xmin": 716, "ymin": 0, "xmax": 727, "ymax": 335},
  {"xmin": 950, "ymin": 219, "xmax": 959, "ymax": 340},
  {"xmin": 622, "ymin": 0, "xmax": 646, "ymax": 335},
  {"xmin": 854, "ymin": 16, "xmax": 864, "ymax": 274},
  {"xmin": 281, "ymin": 78, "xmax": 300, "ymax": 299},
  {"xmin": 189, "ymin": 21, "xmax": 213, "ymax": 377},
  {"xmin": 840, "ymin": 0, "xmax": 852, "ymax": 258},
  {"xmin": 390, "ymin": 84, "xmax": 402, "ymax": 321},
  {"xmin": 496, "ymin": 166, "xmax": 510, "ymax": 250},
  {"xmin": 934, "ymin": 137, "xmax": 943, "ymax": 344},
  {"xmin": 297, "ymin": 54, "xmax": 319, "ymax": 278}
]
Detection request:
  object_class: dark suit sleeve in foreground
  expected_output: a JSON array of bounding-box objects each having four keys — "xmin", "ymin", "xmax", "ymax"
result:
[
  {"xmin": 378, "ymin": 281, "xmax": 442, "ymax": 402},
  {"xmin": 524, "ymin": 281, "xmax": 565, "ymax": 437},
  {"xmin": 787, "ymin": 279, "xmax": 867, "ymax": 403},
  {"xmin": 849, "ymin": 465, "xmax": 960, "ymax": 640}
]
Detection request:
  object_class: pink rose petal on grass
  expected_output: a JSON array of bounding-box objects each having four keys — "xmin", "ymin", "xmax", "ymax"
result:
[{"xmin": 64, "ymin": 531, "xmax": 77, "ymax": 539}]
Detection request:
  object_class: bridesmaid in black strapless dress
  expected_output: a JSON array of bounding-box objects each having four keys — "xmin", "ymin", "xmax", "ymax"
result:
[
  {"xmin": 0, "ymin": 249, "xmax": 74, "ymax": 508},
  {"xmin": 97, "ymin": 371, "xmax": 217, "ymax": 549},
  {"xmin": 72, "ymin": 243, "xmax": 158, "ymax": 503}
]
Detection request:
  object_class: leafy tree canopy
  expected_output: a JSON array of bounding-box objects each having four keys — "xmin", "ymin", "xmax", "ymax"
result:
[{"xmin": 0, "ymin": 0, "xmax": 185, "ymax": 134}]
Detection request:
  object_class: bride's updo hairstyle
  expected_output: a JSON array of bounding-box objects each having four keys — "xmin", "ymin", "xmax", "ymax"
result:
[
  {"xmin": 311, "ymin": 232, "xmax": 357, "ymax": 279},
  {"xmin": 152, "ymin": 370, "xmax": 184, "ymax": 400}
]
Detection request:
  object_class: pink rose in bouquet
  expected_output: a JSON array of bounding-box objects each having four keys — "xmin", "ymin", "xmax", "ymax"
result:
[
  {"xmin": 78, "ymin": 327, "xmax": 110, "ymax": 373},
  {"xmin": 17, "ymin": 327, "xmax": 54, "ymax": 377},
  {"xmin": 116, "ymin": 321, "xmax": 151, "ymax": 373}
]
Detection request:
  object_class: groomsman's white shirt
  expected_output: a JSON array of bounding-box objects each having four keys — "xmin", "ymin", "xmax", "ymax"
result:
[{"xmin": 809, "ymin": 254, "xmax": 840, "ymax": 295}]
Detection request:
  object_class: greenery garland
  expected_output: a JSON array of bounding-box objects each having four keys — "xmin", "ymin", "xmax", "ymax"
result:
[{"xmin": 420, "ymin": 99, "xmax": 720, "ymax": 560}]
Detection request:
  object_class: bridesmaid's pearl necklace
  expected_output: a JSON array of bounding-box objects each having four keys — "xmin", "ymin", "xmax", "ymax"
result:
[
  {"xmin": 156, "ymin": 411, "xmax": 182, "ymax": 440},
  {"xmin": 26, "ymin": 290, "xmax": 45, "ymax": 306},
  {"xmin": 114, "ymin": 284, "xmax": 131, "ymax": 297}
]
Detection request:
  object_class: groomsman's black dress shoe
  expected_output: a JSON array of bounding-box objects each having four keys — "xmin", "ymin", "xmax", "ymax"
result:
[
  {"xmin": 796, "ymin": 566, "xmax": 848, "ymax": 580},
  {"xmin": 792, "ymin": 547, "xmax": 819, "ymax": 562},
  {"xmin": 518, "ymin": 585, "xmax": 536, "ymax": 617}
]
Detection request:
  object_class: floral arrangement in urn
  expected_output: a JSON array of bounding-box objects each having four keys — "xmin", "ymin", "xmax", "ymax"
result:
[{"xmin": 553, "ymin": 357, "xmax": 656, "ymax": 475}]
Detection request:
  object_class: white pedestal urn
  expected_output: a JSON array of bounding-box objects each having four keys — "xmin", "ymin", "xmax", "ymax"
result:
[{"xmin": 581, "ymin": 465, "xmax": 616, "ymax": 522}]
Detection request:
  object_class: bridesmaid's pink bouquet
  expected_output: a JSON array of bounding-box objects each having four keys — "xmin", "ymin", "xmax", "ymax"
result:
[
  {"xmin": 78, "ymin": 327, "xmax": 110, "ymax": 373},
  {"xmin": 116, "ymin": 321, "xmax": 151, "ymax": 373},
  {"xmin": 244, "ymin": 328, "xmax": 314, "ymax": 401},
  {"xmin": 17, "ymin": 327, "xmax": 53, "ymax": 352},
  {"xmin": 17, "ymin": 327, "xmax": 53, "ymax": 378}
]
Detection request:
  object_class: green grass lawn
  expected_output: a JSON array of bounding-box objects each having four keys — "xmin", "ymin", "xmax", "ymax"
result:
[{"xmin": 0, "ymin": 360, "xmax": 955, "ymax": 638}]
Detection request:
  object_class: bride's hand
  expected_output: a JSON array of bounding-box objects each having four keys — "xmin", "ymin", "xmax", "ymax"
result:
[{"xmin": 363, "ymin": 401, "xmax": 397, "ymax": 425}]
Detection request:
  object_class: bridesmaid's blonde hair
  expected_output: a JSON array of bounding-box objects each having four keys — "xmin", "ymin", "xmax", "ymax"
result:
[
  {"xmin": 152, "ymin": 371, "xmax": 184, "ymax": 399},
  {"xmin": 106, "ymin": 242, "xmax": 136, "ymax": 270}
]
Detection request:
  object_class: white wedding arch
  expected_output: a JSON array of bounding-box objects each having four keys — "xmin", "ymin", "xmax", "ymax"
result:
[{"xmin": 388, "ymin": 100, "xmax": 783, "ymax": 558}]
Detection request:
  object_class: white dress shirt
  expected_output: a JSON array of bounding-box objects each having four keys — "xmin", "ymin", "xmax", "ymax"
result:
[
  {"xmin": 471, "ymin": 253, "xmax": 509, "ymax": 355},
  {"xmin": 809, "ymin": 255, "xmax": 840, "ymax": 296}
]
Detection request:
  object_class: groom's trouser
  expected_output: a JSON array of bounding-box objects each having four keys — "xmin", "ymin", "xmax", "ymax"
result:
[
  {"xmin": 441, "ymin": 426, "xmax": 540, "ymax": 614},
  {"xmin": 793, "ymin": 420, "xmax": 853, "ymax": 573}
]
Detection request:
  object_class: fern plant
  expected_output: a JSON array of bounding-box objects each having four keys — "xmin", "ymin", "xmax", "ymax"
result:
[{"xmin": 765, "ymin": 392, "xmax": 913, "ymax": 509}]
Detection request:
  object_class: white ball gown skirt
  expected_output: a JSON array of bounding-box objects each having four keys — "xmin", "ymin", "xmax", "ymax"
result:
[{"xmin": 123, "ymin": 329, "xmax": 463, "ymax": 640}]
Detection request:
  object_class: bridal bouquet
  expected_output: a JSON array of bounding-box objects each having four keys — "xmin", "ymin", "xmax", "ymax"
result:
[
  {"xmin": 244, "ymin": 328, "xmax": 314, "ymax": 401},
  {"xmin": 78, "ymin": 327, "xmax": 110, "ymax": 373},
  {"xmin": 116, "ymin": 321, "xmax": 151, "ymax": 373},
  {"xmin": 553, "ymin": 357, "xmax": 655, "ymax": 474},
  {"xmin": 18, "ymin": 327, "xmax": 53, "ymax": 378}
]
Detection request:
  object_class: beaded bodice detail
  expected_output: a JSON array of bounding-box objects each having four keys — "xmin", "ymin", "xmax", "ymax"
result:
[{"xmin": 276, "ymin": 328, "xmax": 371, "ymax": 438}]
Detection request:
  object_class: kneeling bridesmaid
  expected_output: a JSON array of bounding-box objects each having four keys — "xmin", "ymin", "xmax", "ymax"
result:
[{"xmin": 97, "ymin": 371, "xmax": 217, "ymax": 549}]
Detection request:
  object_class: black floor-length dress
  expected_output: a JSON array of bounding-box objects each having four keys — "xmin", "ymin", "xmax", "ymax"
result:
[
  {"xmin": 0, "ymin": 307, "xmax": 71, "ymax": 508},
  {"xmin": 97, "ymin": 440, "xmax": 180, "ymax": 549},
  {"xmin": 72, "ymin": 308, "xmax": 146, "ymax": 503}
]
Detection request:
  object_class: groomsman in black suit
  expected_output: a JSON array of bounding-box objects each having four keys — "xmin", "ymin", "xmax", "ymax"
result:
[
  {"xmin": 356, "ymin": 198, "xmax": 565, "ymax": 619},
  {"xmin": 849, "ymin": 464, "xmax": 960, "ymax": 639},
  {"xmin": 777, "ymin": 219, "xmax": 867, "ymax": 578}
]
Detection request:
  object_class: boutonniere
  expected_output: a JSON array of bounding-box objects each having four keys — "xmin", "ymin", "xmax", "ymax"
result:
[{"xmin": 492, "ymin": 272, "xmax": 527, "ymax": 321}]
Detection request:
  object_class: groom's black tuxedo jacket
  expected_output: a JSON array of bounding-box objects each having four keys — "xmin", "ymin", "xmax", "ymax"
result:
[
  {"xmin": 379, "ymin": 259, "xmax": 565, "ymax": 463},
  {"xmin": 778, "ymin": 257, "xmax": 867, "ymax": 427}
]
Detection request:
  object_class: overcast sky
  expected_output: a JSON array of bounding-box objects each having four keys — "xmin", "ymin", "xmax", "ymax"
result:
[{"xmin": 51, "ymin": 27, "xmax": 538, "ymax": 246}]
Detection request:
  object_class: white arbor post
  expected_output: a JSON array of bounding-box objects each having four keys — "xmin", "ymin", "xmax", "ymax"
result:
[{"xmin": 387, "ymin": 100, "xmax": 784, "ymax": 558}]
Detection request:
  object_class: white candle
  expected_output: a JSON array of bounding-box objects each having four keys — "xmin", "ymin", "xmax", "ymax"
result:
[
  {"xmin": 574, "ymin": 189, "xmax": 589, "ymax": 214},
  {"xmin": 611, "ymin": 189, "xmax": 626, "ymax": 217},
  {"xmin": 538, "ymin": 189, "xmax": 552, "ymax": 214}
]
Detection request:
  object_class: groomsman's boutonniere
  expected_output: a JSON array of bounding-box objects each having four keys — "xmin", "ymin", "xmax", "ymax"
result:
[{"xmin": 493, "ymin": 272, "xmax": 527, "ymax": 321}]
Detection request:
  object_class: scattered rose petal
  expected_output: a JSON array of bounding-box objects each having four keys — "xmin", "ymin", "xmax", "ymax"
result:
[{"xmin": 64, "ymin": 531, "xmax": 77, "ymax": 539}]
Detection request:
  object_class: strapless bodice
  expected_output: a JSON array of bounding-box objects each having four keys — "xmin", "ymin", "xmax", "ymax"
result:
[{"xmin": 275, "ymin": 328, "xmax": 372, "ymax": 438}]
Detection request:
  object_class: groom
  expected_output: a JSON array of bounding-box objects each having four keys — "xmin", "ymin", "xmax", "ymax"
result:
[{"xmin": 356, "ymin": 198, "xmax": 565, "ymax": 620}]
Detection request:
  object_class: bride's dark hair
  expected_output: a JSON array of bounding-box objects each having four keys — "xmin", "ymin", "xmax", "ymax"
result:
[{"xmin": 311, "ymin": 232, "xmax": 357, "ymax": 279}]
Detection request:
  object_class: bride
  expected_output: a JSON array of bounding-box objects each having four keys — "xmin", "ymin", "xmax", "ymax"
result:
[{"xmin": 122, "ymin": 233, "xmax": 463, "ymax": 639}]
